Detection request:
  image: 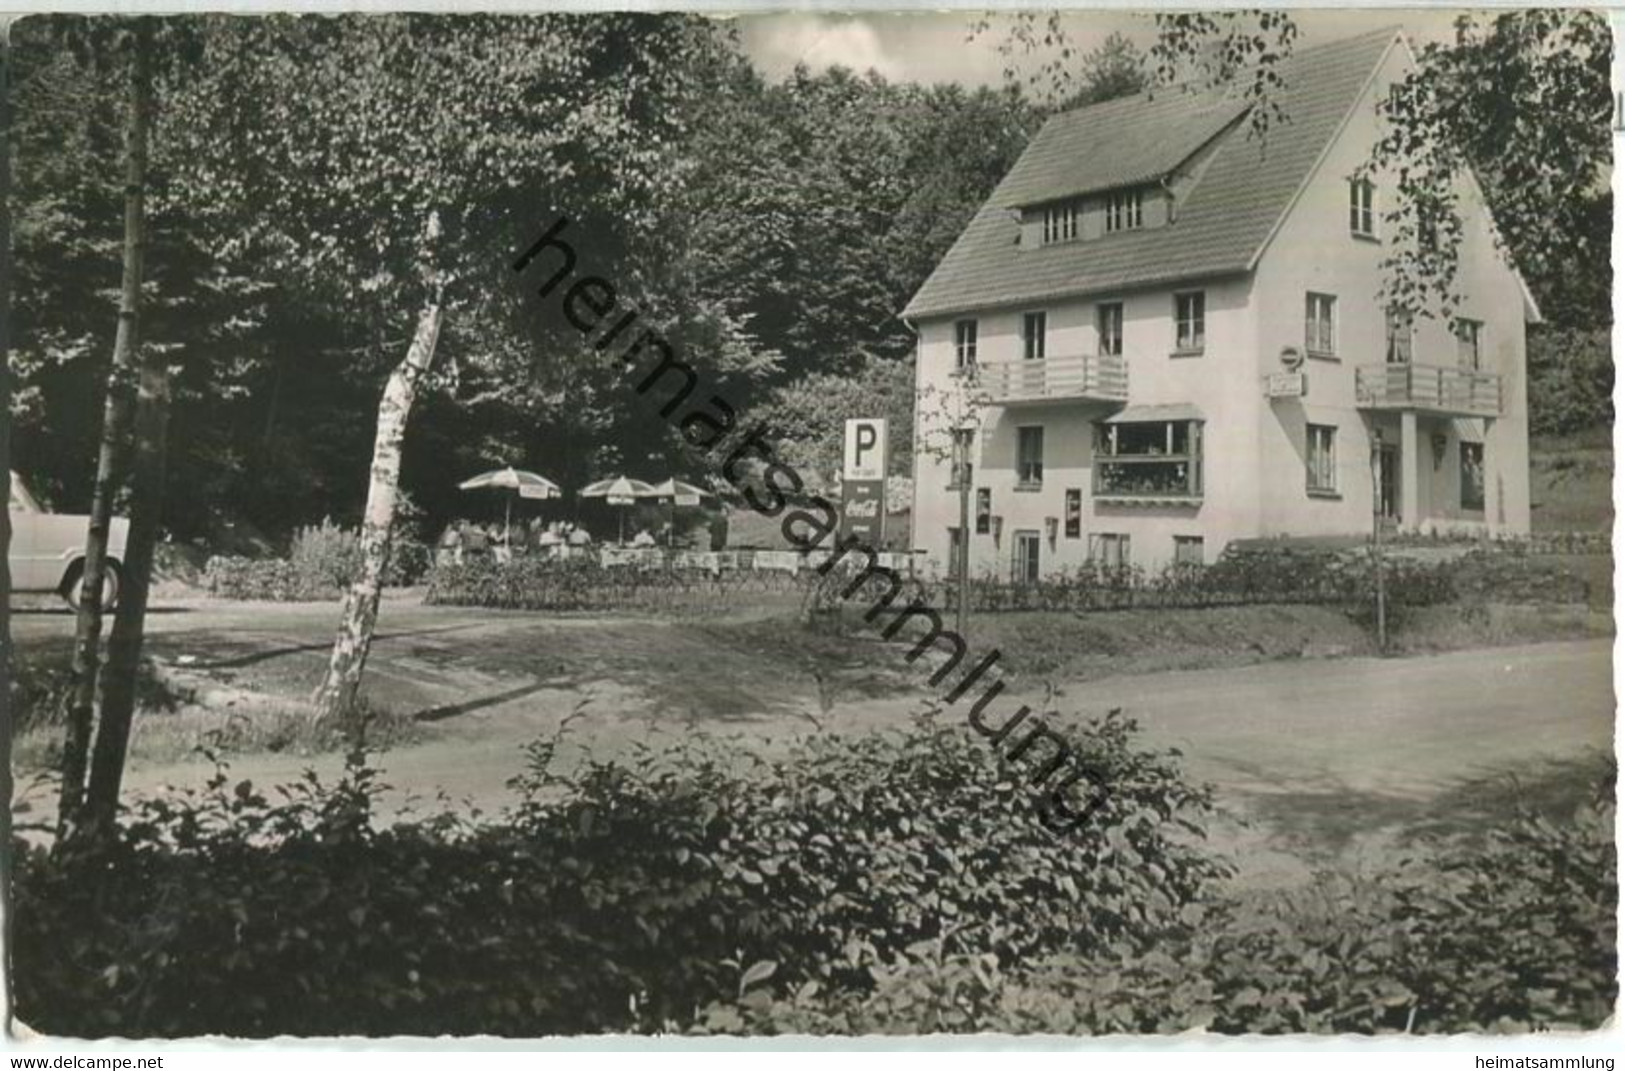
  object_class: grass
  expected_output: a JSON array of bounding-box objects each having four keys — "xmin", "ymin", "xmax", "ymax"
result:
[
  {"xmin": 10, "ymin": 650, "xmax": 425, "ymax": 772},
  {"xmin": 1530, "ymin": 429, "xmax": 1613, "ymax": 533}
]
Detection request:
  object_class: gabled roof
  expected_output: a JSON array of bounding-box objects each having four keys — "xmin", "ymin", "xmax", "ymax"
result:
[{"xmin": 903, "ymin": 27, "xmax": 1401, "ymax": 320}]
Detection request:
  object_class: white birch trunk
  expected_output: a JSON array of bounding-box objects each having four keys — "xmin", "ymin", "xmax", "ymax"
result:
[{"xmin": 312, "ymin": 296, "xmax": 442, "ymax": 725}]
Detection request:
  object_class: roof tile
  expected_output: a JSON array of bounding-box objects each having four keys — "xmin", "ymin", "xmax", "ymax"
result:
[{"xmin": 903, "ymin": 28, "xmax": 1399, "ymax": 321}]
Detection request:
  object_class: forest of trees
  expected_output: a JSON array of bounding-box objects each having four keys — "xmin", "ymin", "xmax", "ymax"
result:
[
  {"xmin": 9, "ymin": 15, "xmax": 1052, "ymax": 546},
  {"xmin": 10, "ymin": 14, "xmax": 1611, "ymax": 543}
]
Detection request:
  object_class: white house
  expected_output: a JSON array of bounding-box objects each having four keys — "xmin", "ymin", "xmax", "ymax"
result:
[{"xmin": 904, "ymin": 27, "xmax": 1538, "ymax": 579}]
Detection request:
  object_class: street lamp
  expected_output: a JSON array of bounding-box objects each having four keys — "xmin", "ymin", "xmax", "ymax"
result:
[
  {"xmin": 952, "ymin": 417, "xmax": 978, "ymax": 637},
  {"xmin": 1370, "ymin": 427, "xmax": 1388, "ymax": 653}
]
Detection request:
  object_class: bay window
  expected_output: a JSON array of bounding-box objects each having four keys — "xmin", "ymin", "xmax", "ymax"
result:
[{"xmin": 1094, "ymin": 419, "xmax": 1203, "ymax": 499}]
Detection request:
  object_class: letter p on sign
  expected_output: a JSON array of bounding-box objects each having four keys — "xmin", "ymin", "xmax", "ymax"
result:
[{"xmin": 843, "ymin": 419, "xmax": 888, "ymax": 482}]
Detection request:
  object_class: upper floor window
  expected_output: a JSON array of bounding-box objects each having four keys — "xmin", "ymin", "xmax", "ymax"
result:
[
  {"xmin": 1174, "ymin": 291, "xmax": 1205, "ymax": 354},
  {"xmin": 1305, "ymin": 292, "xmax": 1337, "ymax": 356},
  {"xmin": 1349, "ymin": 178, "xmax": 1377, "ymax": 238},
  {"xmin": 954, "ymin": 318, "xmax": 979, "ymax": 370},
  {"xmin": 1105, "ymin": 189, "xmax": 1144, "ymax": 233},
  {"xmin": 1094, "ymin": 419, "xmax": 1203, "ymax": 499},
  {"xmin": 1022, "ymin": 311, "xmax": 1047, "ymax": 361},
  {"xmin": 1042, "ymin": 201, "xmax": 1079, "ymax": 244},
  {"xmin": 975, "ymin": 487, "xmax": 992, "ymax": 533},
  {"xmin": 1385, "ymin": 307, "xmax": 1413, "ymax": 364},
  {"xmin": 1306, "ymin": 423, "xmax": 1337, "ymax": 495},
  {"xmin": 1455, "ymin": 318, "xmax": 1483, "ymax": 370},
  {"xmin": 1097, "ymin": 303, "xmax": 1124, "ymax": 357},
  {"xmin": 1460, "ymin": 442, "xmax": 1486, "ymax": 511},
  {"xmin": 1016, "ymin": 425, "xmax": 1045, "ymax": 488}
]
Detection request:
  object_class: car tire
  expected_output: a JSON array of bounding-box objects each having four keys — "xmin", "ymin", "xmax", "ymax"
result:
[{"xmin": 63, "ymin": 559, "xmax": 122, "ymax": 613}]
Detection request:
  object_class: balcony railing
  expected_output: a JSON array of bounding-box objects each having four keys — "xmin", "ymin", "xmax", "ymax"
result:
[
  {"xmin": 975, "ymin": 352, "xmax": 1129, "ymax": 406},
  {"xmin": 1356, "ymin": 363, "xmax": 1503, "ymax": 418}
]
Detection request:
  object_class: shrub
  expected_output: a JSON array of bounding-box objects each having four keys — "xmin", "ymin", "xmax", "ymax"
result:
[
  {"xmin": 927, "ymin": 546, "xmax": 1460, "ymax": 616},
  {"xmin": 205, "ymin": 520, "xmax": 431, "ymax": 601},
  {"xmin": 426, "ymin": 556, "xmax": 811, "ymax": 614},
  {"xmin": 204, "ymin": 555, "xmax": 332, "ymax": 601},
  {"xmin": 13, "ymin": 705, "xmax": 1228, "ymax": 1037},
  {"xmin": 698, "ymin": 771, "xmax": 1618, "ymax": 1036}
]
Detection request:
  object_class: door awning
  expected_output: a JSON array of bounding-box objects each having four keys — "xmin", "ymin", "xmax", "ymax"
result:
[{"xmin": 1102, "ymin": 403, "xmax": 1205, "ymax": 424}]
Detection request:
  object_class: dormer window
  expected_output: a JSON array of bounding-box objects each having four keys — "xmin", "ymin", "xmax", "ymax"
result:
[
  {"xmin": 1106, "ymin": 189, "xmax": 1143, "ymax": 233},
  {"xmin": 1042, "ymin": 201, "xmax": 1078, "ymax": 244}
]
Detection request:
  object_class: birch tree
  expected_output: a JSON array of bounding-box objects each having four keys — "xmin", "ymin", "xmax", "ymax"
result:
[
  {"xmin": 57, "ymin": 18, "xmax": 154, "ymax": 835},
  {"xmin": 169, "ymin": 13, "xmax": 725, "ymax": 727}
]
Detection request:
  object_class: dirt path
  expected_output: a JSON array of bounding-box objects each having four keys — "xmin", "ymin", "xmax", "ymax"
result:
[{"xmin": 13, "ymin": 599, "xmax": 1613, "ymax": 887}]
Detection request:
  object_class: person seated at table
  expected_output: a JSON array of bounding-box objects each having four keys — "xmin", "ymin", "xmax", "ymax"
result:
[
  {"xmin": 460, "ymin": 523, "xmax": 490, "ymax": 559},
  {"xmin": 630, "ymin": 527, "xmax": 656, "ymax": 548},
  {"xmin": 567, "ymin": 524, "xmax": 593, "ymax": 547}
]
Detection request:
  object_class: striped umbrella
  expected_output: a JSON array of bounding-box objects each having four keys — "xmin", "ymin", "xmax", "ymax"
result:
[
  {"xmin": 457, "ymin": 467, "xmax": 562, "ymax": 544},
  {"xmin": 649, "ymin": 478, "xmax": 714, "ymax": 546},
  {"xmin": 578, "ymin": 475, "xmax": 659, "ymax": 543}
]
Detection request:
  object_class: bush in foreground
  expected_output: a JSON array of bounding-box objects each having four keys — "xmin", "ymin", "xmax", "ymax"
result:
[
  {"xmin": 698, "ymin": 772, "xmax": 1617, "ymax": 1035},
  {"xmin": 13, "ymin": 707, "xmax": 1227, "ymax": 1037}
]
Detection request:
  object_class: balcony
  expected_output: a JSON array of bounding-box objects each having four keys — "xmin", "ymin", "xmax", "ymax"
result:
[
  {"xmin": 1356, "ymin": 363, "xmax": 1503, "ymax": 418},
  {"xmin": 976, "ymin": 352, "xmax": 1129, "ymax": 407}
]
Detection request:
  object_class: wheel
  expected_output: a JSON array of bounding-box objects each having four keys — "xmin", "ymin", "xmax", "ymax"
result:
[{"xmin": 64, "ymin": 559, "xmax": 122, "ymax": 613}]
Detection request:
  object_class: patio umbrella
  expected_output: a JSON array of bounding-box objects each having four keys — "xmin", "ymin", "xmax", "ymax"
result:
[
  {"xmin": 649, "ymin": 478, "xmax": 714, "ymax": 546},
  {"xmin": 578, "ymin": 475, "xmax": 658, "ymax": 544},
  {"xmin": 457, "ymin": 467, "xmax": 562, "ymax": 545}
]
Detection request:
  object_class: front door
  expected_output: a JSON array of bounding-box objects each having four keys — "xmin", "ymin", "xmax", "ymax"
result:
[
  {"xmin": 1378, "ymin": 445, "xmax": 1400, "ymax": 521},
  {"xmin": 1013, "ymin": 530, "xmax": 1040, "ymax": 584}
]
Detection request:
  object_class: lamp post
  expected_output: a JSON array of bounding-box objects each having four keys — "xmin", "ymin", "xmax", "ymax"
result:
[
  {"xmin": 1370, "ymin": 427, "xmax": 1388, "ymax": 653},
  {"xmin": 952, "ymin": 419, "xmax": 977, "ymax": 637}
]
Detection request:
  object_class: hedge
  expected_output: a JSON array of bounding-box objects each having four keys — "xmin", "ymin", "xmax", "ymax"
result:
[
  {"xmin": 14, "ymin": 707, "xmax": 1227, "ymax": 1037},
  {"xmin": 18, "ymin": 725, "xmax": 1613, "ymax": 1037},
  {"xmin": 425, "ymin": 555, "xmax": 813, "ymax": 614},
  {"xmin": 697, "ymin": 778, "xmax": 1618, "ymax": 1035},
  {"xmin": 421, "ymin": 543, "xmax": 1591, "ymax": 618}
]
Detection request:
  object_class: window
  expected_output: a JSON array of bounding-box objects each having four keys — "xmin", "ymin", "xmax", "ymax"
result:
[
  {"xmin": 1305, "ymin": 292, "xmax": 1337, "ymax": 355},
  {"xmin": 1088, "ymin": 533, "xmax": 1131, "ymax": 569},
  {"xmin": 1385, "ymin": 307, "xmax": 1413, "ymax": 364},
  {"xmin": 947, "ymin": 526, "xmax": 966, "ymax": 579},
  {"xmin": 1460, "ymin": 442, "xmax": 1486, "ymax": 511},
  {"xmin": 1022, "ymin": 311, "xmax": 1047, "ymax": 361},
  {"xmin": 1016, "ymin": 426, "xmax": 1045, "ymax": 488},
  {"xmin": 1013, "ymin": 531, "xmax": 1041, "ymax": 584},
  {"xmin": 1095, "ymin": 419, "xmax": 1203, "ymax": 499},
  {"xmin": 1105, "ymin": 189, "xmax": 1143, "ymax": 233},
  {"xmin": 1097, "ymin": 303, "xmax": 1123, "ymax": 357},
  {"xmin": 1174, "ymin": 292, "xmax": 1205, "ymax": 353},
  {"xmin": 1064, "ymin": 488, "xmax": 1082, "ymax": 539},
  {"xmin": 1042, "ymin": 201, "xmax": 1078, "ymax": 244},
  {"xmin": 1173, "ymin": 536, "xmax": 1204, "ymax": 566},
  {"xmin": 1349, "ymin": 178, "xmax": 1376, "ymax": 237},
  {"xmin": 1455, "ymin": 318, "xmax": 1483, "ymax": 370},
  {"xmin": 1306, "ymin": 424, "xmax": 1337, "ymax": 495},
  {"xmin": 974, "ymin": 487, "xmax": 991, "ymax": 534},
  {"xmin": 954, "ymin": 319, "xmax": 979, "ymax": 370}
]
